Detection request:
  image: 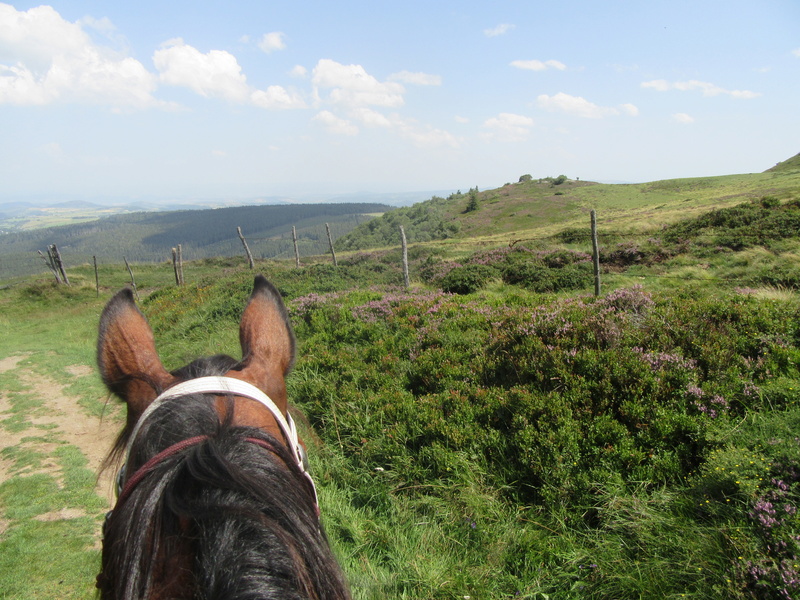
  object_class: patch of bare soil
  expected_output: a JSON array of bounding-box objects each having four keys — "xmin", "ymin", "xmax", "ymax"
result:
[
  {"xmin": 0, "ymin": 358, "xmax": 121, "ymax": 506},
  {"xmin": 0, "ymin": 355, "xmax": 27, "ymax": 374}
]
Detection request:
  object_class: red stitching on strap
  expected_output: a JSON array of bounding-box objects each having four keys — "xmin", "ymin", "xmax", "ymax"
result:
[{"xmin": 117, "ymin": 435, "xmax": 210, "ymax": 505}]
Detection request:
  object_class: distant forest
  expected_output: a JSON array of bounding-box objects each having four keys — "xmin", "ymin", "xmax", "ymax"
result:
[{"xmin": 0, "ymin": 203, "xmax": 389, "ymax": 280}]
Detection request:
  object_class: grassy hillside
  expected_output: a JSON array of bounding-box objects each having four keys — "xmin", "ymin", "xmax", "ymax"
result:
[
  {"xmin": 336, "ymin": 162, "xmax": 800, "ymax": 250},
  {"xmin": 765, "ymin": 152, "xmax": 800, "ymax": 173}
]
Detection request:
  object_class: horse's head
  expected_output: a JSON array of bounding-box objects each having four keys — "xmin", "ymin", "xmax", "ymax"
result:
[
  {"xmin": 96, "ymin": 275, "xmax": 349, "ymax": 600},
  {"xmin": 98, "ymin": 274, "xmax": 295, "ymax": 444}
]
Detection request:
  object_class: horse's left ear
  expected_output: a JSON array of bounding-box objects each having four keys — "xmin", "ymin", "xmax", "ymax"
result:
[
  {"xmin": 97, "ymin": 288, "xmax": 176, "ymax": 421},
  {"xmin": 227, "ymin": 275, "xmax": 296, "ymax": 411}
]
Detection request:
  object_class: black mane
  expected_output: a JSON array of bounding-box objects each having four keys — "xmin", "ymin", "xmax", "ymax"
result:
[{"xmin": 98, "ymin": 394, "xmax": 349, "ymax": 600}]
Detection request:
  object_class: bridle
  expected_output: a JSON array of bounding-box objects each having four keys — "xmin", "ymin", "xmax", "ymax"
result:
[{"xmin": 112, "ymin": 376, "xmax": 318, "ymax": 510}]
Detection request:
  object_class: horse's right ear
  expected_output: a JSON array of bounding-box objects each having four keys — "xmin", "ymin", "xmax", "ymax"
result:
[{"xmin": 97, "ymin": 289, "xmax": 175, "ymax": 421}]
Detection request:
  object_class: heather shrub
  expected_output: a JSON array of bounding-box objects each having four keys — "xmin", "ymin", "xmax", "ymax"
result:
[
  {"xmin": 440, "ymin": 264, "xmax": 498, "ymax": 294},
  {"xmin": 662, "ymin": 196, "xmax": 800, "ymax": 251},
  {"xmin": 501, "ymin": 262, "xmax": 593, "ymax": 293},
  {"xmin": 287, "ymin": 285, "xmax": 800, "ymax": 512},
  {"xmin": 691, "ymin": 407, "xmax": 800, "ymax": 599}
]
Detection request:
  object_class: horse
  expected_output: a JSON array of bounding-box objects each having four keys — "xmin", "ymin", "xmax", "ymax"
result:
[{"xmin": 96, "ymin": 275, "xmax": 350, "ymax": 600}]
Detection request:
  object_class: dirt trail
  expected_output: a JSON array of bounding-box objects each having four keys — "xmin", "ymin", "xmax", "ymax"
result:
[{"xmin": 0, "ymin": 355, "xmax": 120, "ymax": 505}]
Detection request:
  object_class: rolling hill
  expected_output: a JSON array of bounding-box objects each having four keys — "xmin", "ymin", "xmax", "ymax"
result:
[
  {"xmin": 336, "ymin": 157, "xmax": 800, "ymax": 251},
  {"xmin": 0, "ymin": 202, "xmax": 389, "ymax": 281}
]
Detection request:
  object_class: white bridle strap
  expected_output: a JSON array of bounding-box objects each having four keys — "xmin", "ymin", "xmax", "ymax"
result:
[{"xmin": 124, "ymin": 376, "xmax": 306, "ymax": 477}]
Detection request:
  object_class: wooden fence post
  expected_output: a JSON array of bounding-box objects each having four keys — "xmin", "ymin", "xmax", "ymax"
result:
[
  {"xmin": 591, "ymin": 209, "xmax": 601, "ymax": 297},
  {"xmin": 325, "ymin": 223, "xmax": 338, "ymax": 267},
  {"xmin": 172, "ymin": 248, "xmax": 180, "ymax": 285},
  {"xmin": 93, "ymin": 255, "xmax": 99, "ymax": 296},
  {"xmin": 177, "ymin": 244, "xmax": 184, "ymax": 285},
  {"xmin": 50, "ymin": 244, "xmax": 69, "ymax": 286},
  {"xmin": 399, "ymin": 225, "xmax": 410, "ymax": 289},
  {"xmin": 237, "ymin": 227, "xmax": 254, "ymax": 269},
  {"xmin": 124, "ymin": 257, "xmax": 139, "ymax": 301},
  {"xmin": 292, "ymin": 226, "xmax": 301, "ymax": 268}
]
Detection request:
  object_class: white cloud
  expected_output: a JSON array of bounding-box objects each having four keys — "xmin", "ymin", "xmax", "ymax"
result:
[
  {"xmin": 392, "ymin": 117, "xmax": 460, "ymax": 147},
  {"xmin": 0, "ymin": 3, "xmax": 161, "ymax": 109},
  {"xmin": 672, "ymin": 112, "xmax": 695, "ymax": 124},
  {"xmin": 0, "ymin": 4, "xmax": 87, "ymax": 71},
  {"xmin": 484, "ymin": 23, "xmax": 515, "ymax": 37},
  {"xmin": 454, "ymin": 115, "xmax": 469, "ymax": 124},
  {"xmin": 310, "ymin": 60, "xmax": 456, "ymax": 147},
  {"xmin": 154, "ymin": 39, "xmax": 304, "ymax": 109},
  {"xmin": 251, "ymin": 85, "xmax": 305, "ymax": 109},
  {"xmin": 258, "ymin": 31, "xmax": 286, "ymax": 53},
  {"xmin": 290, "ymin": 64, "xmax": 307, "ymax": 78},
  {"xmin": 78, "ymin": 15, "xmax": 119, "ymax": 39},
  {"xmin": 388, "ymin": 70, "xmax": 442, "ymax": 86},
  {"xmin": 641, "ymin": 79, "xmax": 761, "ymax": 99},
  {"xmin": 348, "ymin": 107, "xmax": 460, "ymax": 147},
  {"xmin": 537, "ymin": 93, "xmax": 619, "ymax": 119},
  {"xmin": 510, "ymin": 59, "xmax": 566, "ymax": 72},
  {"xmin": 312, "ymin": 58, "xmax": 405, "ymax": 108},
  {"xmin": 793, "ymin": 48, "xmax": 800, "ymax": 57},
  {"xmin": 641, "ymin": 79, "xmax": 670, "ymax": 92},
  {"xmin": 154, "ymin": 38, "xmax": 250, "ymax": 101},
  {"xmin": 351, "ymin": 107, "xmax": 393, "ymax": 128},
  {"xmin": 482, "ymin": 112, "xmax": 534, "ymax": 142},
  {"xmin": 313, "ymin": 110, "xmax": 358, "ymax": 136},
  {"xmin": 620, "ymin": 103, "xmax": 639, "ymax": 116}
]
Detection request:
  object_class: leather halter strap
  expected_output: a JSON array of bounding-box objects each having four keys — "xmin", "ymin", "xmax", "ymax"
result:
[{"xmin": 120, "ymin": 376, "xmax": 317, "ymax": 506}]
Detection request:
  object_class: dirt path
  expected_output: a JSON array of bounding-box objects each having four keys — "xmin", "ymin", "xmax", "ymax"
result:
[{"xmin": 0, "ymin": 355, "xmax": 120, "ymax": 506}]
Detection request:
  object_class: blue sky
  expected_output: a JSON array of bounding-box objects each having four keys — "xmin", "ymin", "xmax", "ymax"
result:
[{"xmin": 1, "ymin": 0, "xmax": 798, "ymax": 203}]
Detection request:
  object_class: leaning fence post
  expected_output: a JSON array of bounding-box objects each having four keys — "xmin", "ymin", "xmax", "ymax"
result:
[
  {"xmin": 237, "ymin": 227, "xmax": 254, "ymax": 269},
  {"xmin": 399, "ymin": 225, "xmax": 410, "ymax": 289},
  {"xmin": 172, "ymin": 248, "xmax": 180, "ymax": 285},
  {"xmin": 591, "ymin": 209, "xmax": 601, "ymax": 297},
  {"xmin": 38, "ymin": 250, "xmax": 61, "ymax": 284},
  {"xmin": 292, "ymin": 226, "xmax": 301, "ymax": 268},
  {"xmin": 325, "ymin": 223, "xmax": 338, "ymax": 267},
  {"xmin": 50, "ymin": 244, "xmax": 69, "ymax": 286}
]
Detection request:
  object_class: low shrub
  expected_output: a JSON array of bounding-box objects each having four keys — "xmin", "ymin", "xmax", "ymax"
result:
[
  {"xmin": 502, "ymin": 262, "xmax": 593, "ymax": 293},
  {"xmin": 440, "ymin": 264, "xmax": 498, "ymax": 294}
]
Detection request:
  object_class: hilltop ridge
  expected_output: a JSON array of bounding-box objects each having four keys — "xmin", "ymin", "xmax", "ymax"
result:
[
  {"xmin": 766, "ymin": 152, "xmax": 800, "ymax": 173},
  {"xmin": 336, "ymin": 154, "xmax": 800, "ymax": 251}
]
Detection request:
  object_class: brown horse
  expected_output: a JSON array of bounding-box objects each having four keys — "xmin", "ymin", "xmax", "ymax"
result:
[{"xmin": 96, "ymin": 275, "xmax": 350, "ymax": 600}]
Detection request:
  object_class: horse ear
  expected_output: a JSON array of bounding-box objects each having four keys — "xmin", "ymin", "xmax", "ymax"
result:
[
  {"xmin": 227, "ymin": 275, "xmax": 296, "ymax": 411},
  {"xmin": 97, "ymin": 288, "xmax": 175, "ymax": 419}
]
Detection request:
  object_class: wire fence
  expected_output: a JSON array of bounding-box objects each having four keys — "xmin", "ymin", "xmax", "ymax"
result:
[{"xmin": 2, "ymin": 214, "xmax": 796, "ymax": 291}]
